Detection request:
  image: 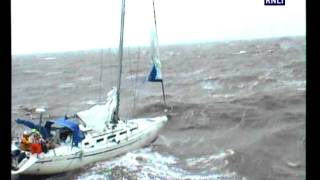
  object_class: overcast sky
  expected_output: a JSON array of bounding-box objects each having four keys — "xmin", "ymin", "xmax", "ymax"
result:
[{"xmin": 11, "ymin": 0, "xmax": 305, "ymax": 54}]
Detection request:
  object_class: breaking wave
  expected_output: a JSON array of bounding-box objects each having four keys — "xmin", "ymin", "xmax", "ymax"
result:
[{"xmin": 75, "ymin": 147, "xmax": 244, "ymax": 180}]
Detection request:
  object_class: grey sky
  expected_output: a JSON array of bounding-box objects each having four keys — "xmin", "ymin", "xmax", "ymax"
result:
[{"xmin": 11, "ymin": 0, "xmax": 305, "ymax": 54}]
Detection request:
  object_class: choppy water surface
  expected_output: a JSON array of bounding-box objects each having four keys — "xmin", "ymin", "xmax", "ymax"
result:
[
  {"xmin": 73, "ymin": 147, "xmax": 242, "ymax": 180},
  {"xmin": 12, "ymin": 37, "xmax": 305, "ymax": 180}
]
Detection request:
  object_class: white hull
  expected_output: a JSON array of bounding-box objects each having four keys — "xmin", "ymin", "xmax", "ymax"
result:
[
  {"xmin": 12, "ymin": 0, "xmax": 167, "ymax": 175},
  {"xmin": 12, "ymin": 116, "xmax": 167, "ymax": 175}
]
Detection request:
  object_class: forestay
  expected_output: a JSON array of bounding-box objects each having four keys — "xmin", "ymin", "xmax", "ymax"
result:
[{"xmin": 77, "ymin": 87, "xmax": 117, "ymax": 132}]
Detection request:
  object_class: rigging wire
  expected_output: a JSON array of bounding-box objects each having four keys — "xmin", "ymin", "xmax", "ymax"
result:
[
  {"xmin": 109, "ymin": 48, "xmax": 114, "ymax": 88},
  {"xmin": 106, "ymin": 48, "xmax": 115, "ymax": 94},
  {"xmin": 128, "ymin": 47, "xmax": 134, "ymax": 118},
  {"xmin": 132, "ymin": 47, "xmax": 141, "ymax": 118},
  {"xmin": 98, "ymin": 48, "xmax": 104, "ymax": 103},
  {"xmin": 128, "ymin": 47, "xmax": 138, "ymax": 119},
  {"xmin": 65, "ymin": 68, "xmax": 74, "ymax": 116},
  {"xmin": 108, "ymin": 48, "xmax": 113, "ymax": 90}
]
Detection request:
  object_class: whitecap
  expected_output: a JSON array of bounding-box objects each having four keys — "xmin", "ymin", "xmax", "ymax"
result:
[
  {"xmin": 58, "ymin": 83, "xmax": 74, "ymax": 89},
  {"xmin": 281, "ymin": 80, "xmax": 306, "ymax": 88},
  {"xmin": 44, "ymin": 57, "xmax": 56, "ymax": 60},
  {"xmin": 202, "ymin": 80, "xmax": 221, "ymax": 91},
  {"xmin": 24, "ymin": 70, "xmax": 42, "ymax": 74},
  {"xmin": 45, "ymin": 72, "xmax": 62, "ymax": 76},
  {"xmin": 238, "ymin": 50, "xmax": 247, "ymax": 54},
  {"xmin": 84, "ymin": 100, "xmax": 96, "ymax": 105},
  {"xmin": 78, "ymin": 76, "xmax": 94, "ymax": 81},
  {"xmin": 76, "ymin": 148, "xmax": 243, "ymax": 180}
]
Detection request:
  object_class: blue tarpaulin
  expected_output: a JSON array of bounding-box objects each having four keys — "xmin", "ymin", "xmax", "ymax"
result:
[
  {"xmin": 16, "ymin": 117, "xmax": 83, "ymax": 147},
  {"xmin": 15, "ymin": 119, "xmax": 50, "ymax": 139},
  {"xmin": 47, "ymin": 117, "xmax": 82, "ymax": 146}
]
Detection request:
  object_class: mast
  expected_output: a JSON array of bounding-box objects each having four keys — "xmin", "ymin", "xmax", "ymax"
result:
[{"xmin": 113, "ymin": 0, "xmax": 126, "ymax": 124}]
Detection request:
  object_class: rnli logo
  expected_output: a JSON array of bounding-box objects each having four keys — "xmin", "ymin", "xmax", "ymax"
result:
[{"xmin": 265, "ymin": 0, "xmax": 285, "ymax": 5}]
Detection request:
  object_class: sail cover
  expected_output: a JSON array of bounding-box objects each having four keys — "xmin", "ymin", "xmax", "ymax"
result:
[
  {"xmin": 76, "ymin": 87, "xmax": 117, "ymax": 132},
  {"xmin": 148, "ymin": 0, "xmax": 162, "ymax": 82}
]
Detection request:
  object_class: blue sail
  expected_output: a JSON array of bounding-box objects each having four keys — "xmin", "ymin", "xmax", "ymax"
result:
[{"xmin": 148, "ymin": 60, "xmax": 162, "ymax": 82}]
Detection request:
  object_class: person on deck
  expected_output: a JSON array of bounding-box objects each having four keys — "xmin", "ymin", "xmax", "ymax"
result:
[
  {"xmin": 45, "ymin": 139, "xmax": 55, "ymax": 150},
  {"xmin": 30, "ymin": 143, "xmax": 42, "ymax": 155},
  {"xmin": 20, "ymin": 131, "xmax": 31, "ymax": 151},
  {"xmin": 29, "ymin": 130, "xmax": 42, "ymax": 155}
]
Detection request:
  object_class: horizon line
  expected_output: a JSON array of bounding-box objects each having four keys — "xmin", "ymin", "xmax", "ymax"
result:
[{"xmin": 12, "ymin": 35, "xmax": 305, "ymax": 56}]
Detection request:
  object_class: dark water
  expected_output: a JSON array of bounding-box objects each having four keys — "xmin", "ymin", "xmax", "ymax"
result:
[{"xmin": 12, "ymin": 36, "xmax": 305, "ymax": 180}]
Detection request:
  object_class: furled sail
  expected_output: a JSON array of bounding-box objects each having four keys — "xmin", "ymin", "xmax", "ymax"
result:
[
  {"xmin": 148, "ymin": 29, "xmax": 162, "ymax": 81},
  {"xmin": 147, "ymin": 0, "xmax": 166, "ymax": 106},
  {"xmin": 148, "ymin": 0, "xmax": 162, "ymax": 82},
  {"xmin": 76, "ymin": 87, "xmax": 117, "ymax": 132}
]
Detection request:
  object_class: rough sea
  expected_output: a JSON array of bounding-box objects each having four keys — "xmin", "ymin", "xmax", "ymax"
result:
[{"xmin": 12, "ymin": 36, "xmax": 305, "ymax": 180}]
